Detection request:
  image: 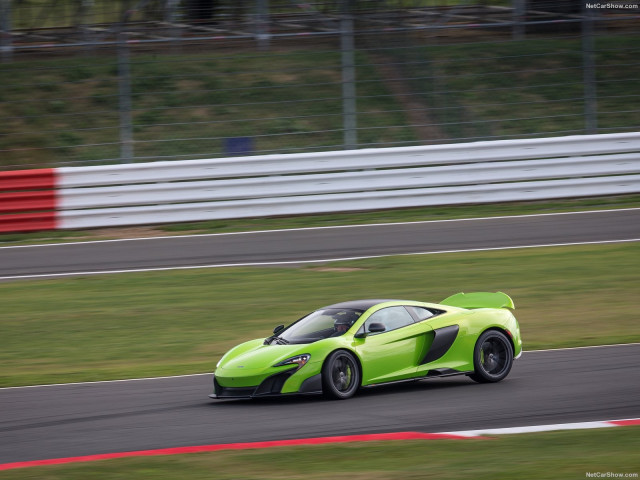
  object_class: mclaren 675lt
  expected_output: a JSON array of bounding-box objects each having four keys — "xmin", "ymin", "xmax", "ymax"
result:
[{"xmin": 210, "ymin": 292, "xmax": 522, "ymax": 400}]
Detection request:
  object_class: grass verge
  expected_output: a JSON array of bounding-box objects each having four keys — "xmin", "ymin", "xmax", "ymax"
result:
[
  {"xmin": 0, "ymin": 47, "xmax": 412, "ymax": 167},
  {"xmin": 1, "ymin": 242, "xmax": 638, "ymax": 387},
  {"xmin": 409, "ymin": 34, "xmax": 640, "ymax": 140},
  {"xmin": 1, "ymin": 427, "xmax": 639, "ymax": 479}
]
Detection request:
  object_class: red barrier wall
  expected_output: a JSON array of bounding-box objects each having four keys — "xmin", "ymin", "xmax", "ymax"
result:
[
  {"xmin": 0, "ymin": 169, "xmax": 58, "ymax": 233},
  {"xmin": 0, "ymin": 212, "xmax": 57, "ymax": 233},
  {"xmin": 0, "ymin": 169, "xmax": 56, "ymax": 191}
]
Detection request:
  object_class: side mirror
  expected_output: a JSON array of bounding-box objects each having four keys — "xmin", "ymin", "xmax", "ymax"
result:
[
  {"xmin": 273, "ymin": 324, "xmax": 285, "ymax": 335},
  {"xmin": 354, "ymin": 322, "xmax": 386, "ymax": 339},
  {"xmin": 368, "ymin": 323, "xmax": 386, "ymax": 333}
]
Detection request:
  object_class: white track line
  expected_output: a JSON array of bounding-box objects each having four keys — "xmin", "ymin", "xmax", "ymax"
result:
[
  {"xmin": 1, "ymin": 208, "xmax": 638, "ymax": 250},
  {"xmin": 443, "ymin": 418, "xmax": 640, "ymax": 437},
  {"xmin": 2, "ymin": 342, "xmax": 638, "ymax": 391},
  {"xmin": 525, "ymin": 342, "xmax": 640, "ymax": 353},
  {"xmin": 0, "ymin": 373, "xmax": 212, "ymax": 390},
  {"xmin": 1, "ymin": 238, "xmax": 639, "ymax": 281}
]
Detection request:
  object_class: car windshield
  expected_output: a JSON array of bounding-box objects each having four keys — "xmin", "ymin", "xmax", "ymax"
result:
[{"xmin": 276, "ymin": 308, "xmax": 363, "ymax": 344}]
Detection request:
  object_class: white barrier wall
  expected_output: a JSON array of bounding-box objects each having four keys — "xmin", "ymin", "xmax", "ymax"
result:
[{"xmin": 56, "ymin": 132, "xmax": 640, "ymax": 229}]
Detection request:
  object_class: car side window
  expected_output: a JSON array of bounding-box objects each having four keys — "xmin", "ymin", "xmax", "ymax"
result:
[
  {"xmin": 365, "ymin": 306, "xmax": 415, "ymax": 333},
  {"xmin": 406, "ymin": 306, "xmax": 436, "ymax": 321}
]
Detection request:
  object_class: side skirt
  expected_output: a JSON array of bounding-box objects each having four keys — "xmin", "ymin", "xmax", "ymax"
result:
[{"xmin": 361, "ymin": 369, "xmax": 474, "ymax": 389}]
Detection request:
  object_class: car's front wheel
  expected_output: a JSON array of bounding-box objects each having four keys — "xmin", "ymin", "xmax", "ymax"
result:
[
  {"xmin": 469, "ymin": 330, "xmax": 513, "ymax": 383},
  {"xmin": 322, "ymin": 350, "xmax": 360, "ymax": 399}
]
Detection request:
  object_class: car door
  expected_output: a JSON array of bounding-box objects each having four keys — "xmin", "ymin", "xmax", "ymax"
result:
[{"xmin": 354, "ymin": 306, "xmax": 432, "ymax": 385}]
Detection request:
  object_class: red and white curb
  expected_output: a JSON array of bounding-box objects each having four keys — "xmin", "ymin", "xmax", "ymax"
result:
[{"xmin": 1, "ymin": 418, "xmax": 638, "ymax": 471}]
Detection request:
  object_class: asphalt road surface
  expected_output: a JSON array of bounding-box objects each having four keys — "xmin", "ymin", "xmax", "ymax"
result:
[
  {"xmin": 1, "ymin": 209, "xmax": 639, "ymax": 279},
  {"xmin": 1, "ymin": 344, "xmax": 638, "ymax": 463}
]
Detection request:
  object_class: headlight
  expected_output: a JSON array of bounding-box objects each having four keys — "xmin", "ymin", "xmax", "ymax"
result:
[{"xmin": 273, "ymin": 354, "xmax": 310, "ymax": 370}]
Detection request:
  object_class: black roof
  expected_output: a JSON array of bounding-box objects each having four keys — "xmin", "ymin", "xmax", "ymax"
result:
[{"xmin": 324, "ymin": 299, "xmax": 395, "ymax": 311}]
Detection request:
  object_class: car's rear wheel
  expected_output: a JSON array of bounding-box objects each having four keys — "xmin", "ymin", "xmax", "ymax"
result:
[
  {"xmin": 469, "ymin": 330, "xmax": 513, "ymax": 383},
  {"xmin": 322, "ymin": 350, "xmax": 360, "ymax": 399}
]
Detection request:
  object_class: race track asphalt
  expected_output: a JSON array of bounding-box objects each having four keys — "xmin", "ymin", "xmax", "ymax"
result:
[
  {"xmin": 1, "ymin": 209, "xmax": 639, "ymax": 279},
  {"xmin": 1, "ymin": 344, "xmax": 639, "ymax": 463}
]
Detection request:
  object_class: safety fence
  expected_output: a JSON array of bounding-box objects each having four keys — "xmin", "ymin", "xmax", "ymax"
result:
[{"xmin": 1, "ymin": 132, "xmax": 639, "ymax": 232}]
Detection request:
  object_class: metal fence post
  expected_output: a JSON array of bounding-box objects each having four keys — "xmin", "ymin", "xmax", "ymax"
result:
[
  {"xmin": 165, "ymin": 0, "xmax": 179, "ymax": 23},
  {"xmin": 255, "ymin": 0, "xmax": 270, "ymax": 51},
  {"xmin": 0, "ymin": 0, "xmax": 12, "ymax": 63},
  {"xmin": 341, "ymin": 0, "xmax": 357, "ymax": 149},
  {"xmin": 117, "ymin": 31, "xmax": 134, "ymax": 162},
  {"xmin": 512, "ymin": 0, "xmax": 525, "ymax": 41},
  {"xmin": 582, "ymin": 4, "xmax": 598, "ymax": 134},
  {"xmin": 80, "ymin": 0, "xmax": 94, "ymax": 54},
  {"xmin": 165, "ymin": 0, "xmax": 181, "ymax": 50}
]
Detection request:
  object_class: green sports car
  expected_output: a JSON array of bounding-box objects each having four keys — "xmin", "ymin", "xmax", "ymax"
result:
[{"xmin": 209, "ymin": 292, "xmax": 522, "ymax": 400}]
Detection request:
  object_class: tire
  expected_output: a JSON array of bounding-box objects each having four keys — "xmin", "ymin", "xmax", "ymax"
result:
[
  {"xmin": 322, "ymin": 350, "xmax": 360, "ymax": 399},
  {"xmin": 469, "ymin": 330, "xmax": 513, "ymax": 383}
]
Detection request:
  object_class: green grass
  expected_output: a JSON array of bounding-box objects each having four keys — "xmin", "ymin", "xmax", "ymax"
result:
[
  {"xmin": 1, "ymin": 194, "xmax": 638, "ymax": 246},
  {"xmin": 1, "ymin": 242, "xmax": 638, "ymax": 387},
  {"xmin": 396, "ymin": 34, "xmax": 640, "ymax": 140},
  {"xmin": 1, "ymin": 427, "xmax": 639, "ymax": 479},
  {"xmin": 0, "ymin": 48, "xmax": 413, "ymax": 167}
]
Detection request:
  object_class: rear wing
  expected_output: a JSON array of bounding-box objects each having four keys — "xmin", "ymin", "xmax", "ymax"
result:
[{"xmin": 440, "ymin": 292, "xmax": 515, "ymax": 310}]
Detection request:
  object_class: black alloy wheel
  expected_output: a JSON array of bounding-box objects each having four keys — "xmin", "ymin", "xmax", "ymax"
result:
[
  {"xmin": 322, "ymin": 350, "xmax": 360, "ymax": 399},
  {"xmin": 469, "ymin": 330, "xmax": 514, "ymax": 383}
]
